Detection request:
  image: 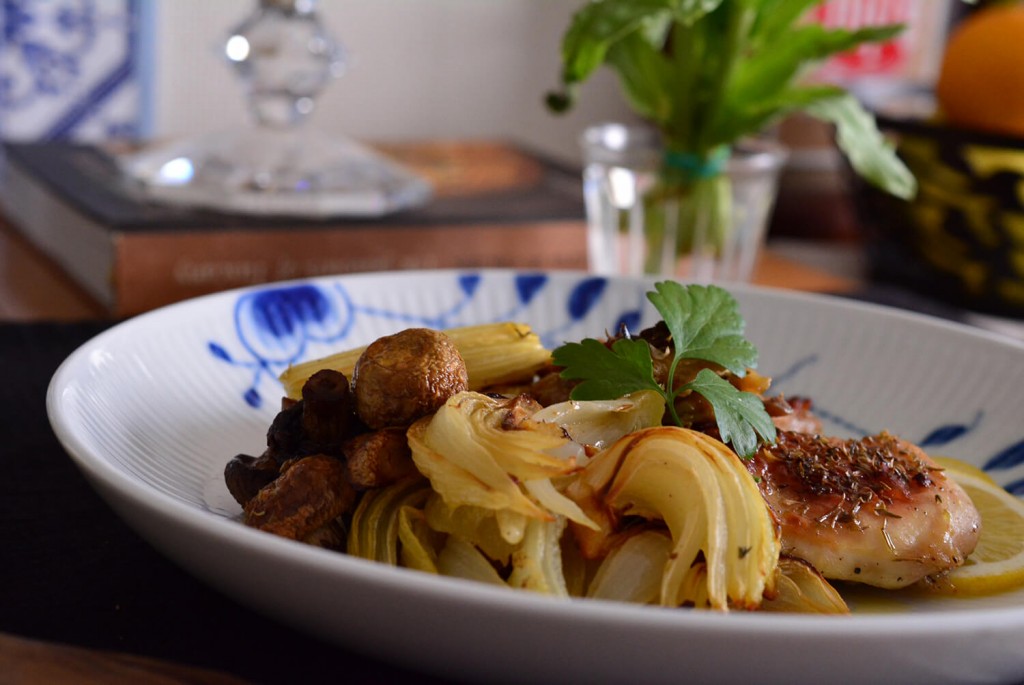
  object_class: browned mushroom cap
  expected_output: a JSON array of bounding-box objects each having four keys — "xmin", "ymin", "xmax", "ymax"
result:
[
  {"xmin": 224, "ymin": 452, "xmax": 280, "ymax": 506},
  {"xmin": 343, "ymin": 427, "xmax": 417, "ymax": 490},
  {"xmin": 301, "ymin": 368, "xmax": 357, "ymax": 452},
  {"xmin": 243, "ymin": 454, "xmax": 355, "ymax": 540},
  {"xmin": 352, "ymin": 328, "xmax": 468, "ymax": 429}
]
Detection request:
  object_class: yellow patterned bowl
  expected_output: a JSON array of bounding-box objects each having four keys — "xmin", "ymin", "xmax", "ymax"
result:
[{"xmin": 855, "ymin": 114, "xmax": 1024, "ymax": 318}]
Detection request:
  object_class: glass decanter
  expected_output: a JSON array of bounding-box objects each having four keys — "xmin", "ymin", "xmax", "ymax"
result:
[{"xmin": 120, "ymin": 0, "xmax": 431, "ymax": 216}]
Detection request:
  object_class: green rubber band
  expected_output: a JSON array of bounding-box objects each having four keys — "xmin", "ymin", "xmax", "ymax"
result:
[{"xmin": 662, "ymin": 146, "xmax": 730, "ymax": 180}]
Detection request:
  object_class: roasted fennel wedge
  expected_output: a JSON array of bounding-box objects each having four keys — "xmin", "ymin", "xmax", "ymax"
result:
[
  {"xmin": 280, "ymin": 322, "xmax": 551, "ymax": 399},
  {"xmin": 567, "ymin": 427, "xmax": 781, "ymax": 610}
]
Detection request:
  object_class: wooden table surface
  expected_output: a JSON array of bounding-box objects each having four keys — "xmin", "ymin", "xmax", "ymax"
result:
[{"xmin": 0, "ymin": 219, "xmax": 854, "ymax": 322}]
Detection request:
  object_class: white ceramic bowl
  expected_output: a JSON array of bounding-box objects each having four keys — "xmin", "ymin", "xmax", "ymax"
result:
[{"xmin": 48, "ymin": 269, "xmax": 1024, "ymax": 684}]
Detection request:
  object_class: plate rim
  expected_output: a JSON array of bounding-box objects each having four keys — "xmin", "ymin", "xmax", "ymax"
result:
[{"xmin": 44, "ymin": 269, "xmax": 1024, "ymax": 654}]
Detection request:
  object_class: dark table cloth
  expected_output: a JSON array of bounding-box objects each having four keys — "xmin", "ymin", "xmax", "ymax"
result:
[{"xmin": 0, "ymin": 321, "xmax": 452, "ymax": 684}]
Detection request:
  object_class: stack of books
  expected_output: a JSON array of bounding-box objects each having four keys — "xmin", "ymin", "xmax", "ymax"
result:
[{"xmin": 0, "ymin": 140, "xmax": 587, "ymax": 316}]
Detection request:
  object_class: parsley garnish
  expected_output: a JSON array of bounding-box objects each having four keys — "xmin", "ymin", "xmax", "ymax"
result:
[{"xmin": 551, "ymin": 282, "xmax": 776, "ymax": 458}]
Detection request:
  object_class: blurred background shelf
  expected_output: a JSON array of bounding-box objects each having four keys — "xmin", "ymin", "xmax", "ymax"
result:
[
  {"xmin": 0, "ymin": 140, "xmax": 590, "ymax": 316},
  {"xmin": 0, "ymin": 209, "xmax": 856, "ymax": 323}
]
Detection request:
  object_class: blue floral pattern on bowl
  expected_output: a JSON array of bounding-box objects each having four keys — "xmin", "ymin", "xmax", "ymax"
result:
[
  {"xmin": 209, "ymin": 272, "xmax": 636, "ymax": 409},
  {"xmin": 208, "ymin": 270, "xmax": 1021, "ymax": 486}
]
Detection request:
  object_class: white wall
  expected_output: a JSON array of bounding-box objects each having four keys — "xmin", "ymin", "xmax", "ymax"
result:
[{"xmin": 151, "ymin": 0, "xmax": 635, "ymax": 163}]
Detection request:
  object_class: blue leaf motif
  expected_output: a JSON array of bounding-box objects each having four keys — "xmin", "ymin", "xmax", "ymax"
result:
[
  {"xmin": 1004, "ymin": 477, "xmax": 1024, "ymax": 498},
  {"xmin": 458, "ymin": 273, "xmax": 482, "ymax": 298},
  {"xmin": 920, "ymin": 426, "xmax": 963, "ymax": 447},
  {"xmin": 617, "ymin": 309, "xmax": 642, "ymax": 334},
  {"xmin": 919, "ymin": 411, "xmax": 982, "ymax": 448},
  {"xmin": 251, "ymin": 285, "xmax": 333, "ymax": 339},
  {"xmin": 567, "ymin": 277, "xmax": 607, "ymax": 321},
  {"xmin": 771, "ymin": 354, "xmax": 818, "ymax": 388},
  {"xmin": 208, "ymin": 342, "xmax": 232, "ymax": 362},
  {"xmin": 237, "ymin": 284, "xmax": 343, "ymax": 361},
  {"xmin": 984, "ymin": 438, "xmax": 1024, "ymax": 471},
  {"xmin": 514, "ymin": 274, "xmax": 548, "ymax": 306},
  {"xmin": 243, "ymin": 387, "xmax": 261, "ymax": 409}
]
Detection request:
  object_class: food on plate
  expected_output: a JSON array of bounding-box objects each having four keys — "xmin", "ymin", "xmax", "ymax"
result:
[
  {"xmin": 565, "ymin": 426, "xmax": 780, "ymax": 609},
  {"xmin": 352, "ymin": 328, "xmax": 468, "ymax": 429},
  {"xmin": 225, "ymin": 282, "xmax": 1018, "ymax": 612},
  {"xmin": 343, "ymin": 427, "xmax": 417, "ymax": 490},
  {"xmin": 925, "ymin": 461, "xmax": 1024, "ymax": 597},
  {"xmin": 750, "ymin": 431, "xmax": 981, "ymax": 589},
  {"xmin": 279, "ymin": 322, "xmax": 551, "ymax": 399},
  {"xmin": 243, "ymin": 454, "xmax": 354, "ymax": 545}
]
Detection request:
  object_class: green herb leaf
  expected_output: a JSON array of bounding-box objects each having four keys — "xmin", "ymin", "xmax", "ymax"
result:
[
  {"xmin": 748, "ymin": 0, "xmax": 829, "ymax": 48},
  {"xmin": 682, "ymin": 369, "xmax": 776, "ymax": 459},
  {"xmin": 605, "ymin": 31, "xmax": 674, "ymax": 122},
  {"xmin": 552, "ymin": 337, "xmax": 661, "ymax": 401},
  {"xmin": 647, "ymin": 281, "xmax": 756, "ymax": 375},
  {"xmin": 552, "ymin": 282, "xmax": 775, "ymax": 458},
  {"xmin": 806, "ymin": 93, "xmax": 917, "ymax": 200},
  {"xmin": 558, "ymin": 0, "xmax": 675, "ymax": 89},
  {"xmin": 713, "ymin": 84, "xmax": 846, "ymax": 144},
  {"xmin": 724, "ymin": 23, "xmax": 903, "ymax": 115},
  {"xmin": 671, "ymin": 0, "xmax": 726, "ymax": 25}
]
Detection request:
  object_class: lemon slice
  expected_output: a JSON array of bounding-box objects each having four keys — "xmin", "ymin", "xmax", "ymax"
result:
[
  {"xmin": 940, "ymin": 468, "xmax": 1024, "ymax": 596},
  {"xmin": 931, "ymin": 455, "xmax": 998, "ymax": 486}
]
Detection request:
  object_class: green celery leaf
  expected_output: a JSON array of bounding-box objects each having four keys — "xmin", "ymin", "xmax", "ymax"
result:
[
  {"xmin": 670, "ymin": 0, "xmax": 726, "ymax": 25},
  {"xmin": 683, "ymin": 369, "xmax": 776, "ymax": 458},
  {"xmin": 726, "ymin": 23, "xmax": 903, "ymax": 108},
  {"xmin": 559, "ymin": 0, "xmax": 675, "ymax": 87},
  {"xmin": 713, "ymin": 83, "xmax": 845, "ymax": 143},
  {"xmin": 701, "ymin": 21, "xmax": 902, "ymax": 147},
  {"xmin": 554, "ymin": 337, "xmax": 661, "ymax": 401},
  {"xmin": 647, "ymin": 282, "xmax": 757, "ymax": 375},
  {"xmin": 638, "ymin": 11, "xmax": 675, "ymax": 46},
  {"xmin": 605, "ymin": 31, "xmax": 674, "ymax": 123},
  {"xmin": 748, "ymin": 0, "xmax": 828, "ymax": 48},
  {"xmin": 806, "ymin": 93, "xmax": 917, "ymax": 199}
]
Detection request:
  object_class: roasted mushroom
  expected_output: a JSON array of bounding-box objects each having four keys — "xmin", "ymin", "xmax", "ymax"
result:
[
  {"xmin": 343, "ymin": 427, "xmax": 417, "ymax": 490},
  {"xmin": 224, "ymin": 452, "xmax": 280, "ymax": 506},
  {"xmin": 352, "ymin": 328, "xmax": 469, "ymax": 429},
  {"xmin": 266, "ymin": 400, "xmax": 305, "ymax": 463},
  {"xmin": 301, "ymin": 368, "xmax": 358, "ymax": 452},
  {"xmin": 243, "ymin": 454, "xmax": 356, "ymax": 542},
  {"xmin": 262, "ymin": 369, "xmax": 361, "ymax": 465}
]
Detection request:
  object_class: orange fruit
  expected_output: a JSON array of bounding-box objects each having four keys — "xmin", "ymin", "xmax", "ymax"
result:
[{"xmin": 936, "ymin": 3, "xmax": 1024, "ymax": 137}]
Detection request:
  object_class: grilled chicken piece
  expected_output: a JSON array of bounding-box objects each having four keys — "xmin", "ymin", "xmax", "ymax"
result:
[
  {"xmin": 747, "ymin": 431, "xmax": 981, "ymax": 589},
  {"xmin": 765, "ymin": 396, "xmax": 822, "ymax": 435}
]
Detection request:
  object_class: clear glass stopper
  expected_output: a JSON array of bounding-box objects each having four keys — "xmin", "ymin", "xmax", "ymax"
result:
[
  {"xmin": 226, "ymin": 0, "xmax": 346, "ymax": 129},
  {"xmin": 118, "ymin": 0, "xmax": 431, "ymax": 217}
]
